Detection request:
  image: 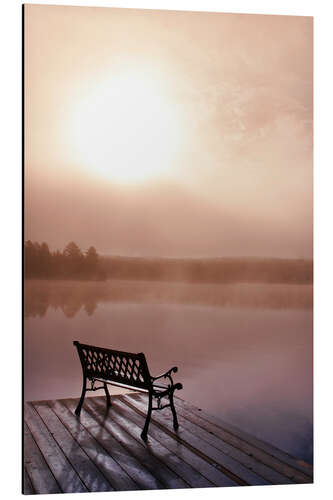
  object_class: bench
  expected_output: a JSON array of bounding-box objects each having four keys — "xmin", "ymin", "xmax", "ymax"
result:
[{"xmin": 73, "ymin": 341, "xmax": 183, "ymax": 440}]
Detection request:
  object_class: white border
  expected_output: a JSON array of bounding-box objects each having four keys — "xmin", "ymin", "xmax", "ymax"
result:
[{"xmin": 1, "ymin": 1, "xmax": 332, "ymax": 499}]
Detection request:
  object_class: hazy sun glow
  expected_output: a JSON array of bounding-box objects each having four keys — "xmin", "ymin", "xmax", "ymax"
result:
[{"xmin": 70, "ymin": 68, "xmax": 186, "ymax": 183}]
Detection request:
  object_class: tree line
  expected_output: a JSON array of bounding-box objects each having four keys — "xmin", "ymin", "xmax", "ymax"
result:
[
  {"xmin": 25, "ymin": 241, "xmax": 313, "ymax": 284},
  {"xmin": 24, "ymin": 241, "xmax": 106, "ymax": 280}
]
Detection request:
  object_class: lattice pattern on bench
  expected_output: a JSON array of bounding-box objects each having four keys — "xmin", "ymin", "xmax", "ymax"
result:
[{"xmin": 77, "ymin": 343, "xmax": 150, "ymax": 389}]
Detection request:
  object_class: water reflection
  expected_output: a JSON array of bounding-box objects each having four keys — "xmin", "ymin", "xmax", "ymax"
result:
[
  {"xmin": 25, "ymin": 281, "xmax": 98, "ymax": 318},
  {"xmin": 24, "ymin": 280, "xmax": 313, "ymax": 464},
  {"xmin": 24, "ymin": 279, "xmax": 313, "ymax": 318}
]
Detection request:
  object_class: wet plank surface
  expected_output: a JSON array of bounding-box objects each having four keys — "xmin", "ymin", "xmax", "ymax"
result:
[{"xmin": 23, "ymin": 393, "xmax": 313, "ymax": 494}]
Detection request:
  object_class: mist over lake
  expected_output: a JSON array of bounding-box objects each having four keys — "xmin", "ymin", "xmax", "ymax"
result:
[{"xmin": 24, "ymin": 279, "xmax": 313, "ymax": 464}]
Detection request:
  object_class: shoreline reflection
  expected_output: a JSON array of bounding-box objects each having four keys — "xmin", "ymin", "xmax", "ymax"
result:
[{"xmin": 24, "ymin": 279, "xmax": 313, "ymax": 318}]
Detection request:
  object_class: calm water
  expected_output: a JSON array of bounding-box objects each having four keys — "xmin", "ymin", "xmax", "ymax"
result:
[{"xmin": 24, "ymin": 280, "xmax": 313, "ymax": 463}]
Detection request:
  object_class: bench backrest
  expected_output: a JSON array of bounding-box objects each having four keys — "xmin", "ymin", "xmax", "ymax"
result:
[{"xmin": 73, "ymin": 341, "xmax": 152, "ymax": 390}]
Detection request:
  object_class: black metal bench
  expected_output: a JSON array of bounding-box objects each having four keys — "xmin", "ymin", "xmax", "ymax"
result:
[{"xmin": 73, "ymin": 341, "xmax": 183, "ymax": 440}]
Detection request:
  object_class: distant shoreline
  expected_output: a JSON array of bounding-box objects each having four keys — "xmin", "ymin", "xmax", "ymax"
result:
[
  {"xmin": 98, "ymin": 256, "xmax": 313, "ymax": 285},
  {"xmin": 24, "ymin": 241, "xmax": 313, "ymax": 284},
  {"xmin": 24, "ymin": 255, "xmax": 313, "ymax": 285}
]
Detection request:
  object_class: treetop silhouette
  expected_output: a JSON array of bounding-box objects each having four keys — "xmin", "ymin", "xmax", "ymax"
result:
[{"xmin": 24, "ymin": 240, "xmax": 106, "ymax": 280}]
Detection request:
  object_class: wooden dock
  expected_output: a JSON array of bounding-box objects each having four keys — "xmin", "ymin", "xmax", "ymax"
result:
[{"xmin": 23, "ymin": 393, "xmax": 313, "ymax": 494}]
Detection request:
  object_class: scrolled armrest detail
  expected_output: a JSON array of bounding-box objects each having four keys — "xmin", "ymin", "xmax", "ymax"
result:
[{"xmin": 152, "ymin": 366, "xmax": 178, "ymax": 381}]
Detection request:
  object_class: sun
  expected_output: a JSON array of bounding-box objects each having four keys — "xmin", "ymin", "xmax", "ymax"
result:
[{"xmin": 70, "ymin": 67, "xmax": 185, "ymax": 184}]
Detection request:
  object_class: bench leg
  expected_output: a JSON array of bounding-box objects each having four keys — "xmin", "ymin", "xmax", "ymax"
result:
[
  {"xmin": 75, "ymin": 376, "xmax": 87, "ymax": 416},
  {"xmin": 104, "ymin": 382, "xmax": 111, "ymax": 408},
  {"xmin": 141, "ymin": 392, "xmax": 153, "ymax": 441},
  {"xmin": 169, "ymin": 391, "xmax": 179, "ymax": 430}
]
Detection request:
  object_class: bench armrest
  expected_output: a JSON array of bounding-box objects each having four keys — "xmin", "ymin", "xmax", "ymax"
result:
[
  {"xmin": 151, "ymin": 367, "xmax": 182, "ymax": 392},
  {"xmin": 151, "ymin": 366, "xmax": 178, "ymax": 381}
]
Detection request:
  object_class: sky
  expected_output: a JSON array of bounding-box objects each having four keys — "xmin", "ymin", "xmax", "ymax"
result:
[{"xmin": 24, "ymin": 5, "xmax": 313, "ymax": 258}]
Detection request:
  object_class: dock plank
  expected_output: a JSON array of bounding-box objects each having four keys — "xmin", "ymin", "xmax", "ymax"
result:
[
  {"xmin": 92, "ymin": 396, "xmax": 220, "ymax": 489},
  {"xmin": 49, "ymin": 399, "xmax": 140, "ymax": 491},
  {"xmin": 34, "ymin": 400, "xmax": 114, "ymax": 493},
  {"xmin": 24, "ymin": 402, "xmax": 87, "ymax": 493},
  {"xmin": 174, "ymin": 397, "xmax": 312, "ymax": 483},
  {"xmin": 175, "ymin": 396, "xmax": 313, "ymax": 480},
  {"xmin": 23, "ymin": 467, "xmax": 35, "ymax": 495},
  {"xmin": 136, "ymin": 397, "xmax": 293, "ymax": 485},
  {"xmin": 64, "ymin": 398, "xmax": 164, "ymax": 489},
  {"xmin": 84, "ymin": 397, "xmax": 189, "ymax": 489},
  {"xmin": 24, "ymin": 423, "xmax": 59, "ymax": 494},
  {"xmin": 63, "ymin": 398, "xmax": 157, "ymax": 490},
  {"xmin": 114, "ymin": 397, "xmax": 238, "ymax": 488},
  {"xmin": 115, "ymin": 397, "xmax": 239, "ymax": 486},
  {"xmin": 123, "ymin": 394, "xmax": 270, "ymax": 486}
]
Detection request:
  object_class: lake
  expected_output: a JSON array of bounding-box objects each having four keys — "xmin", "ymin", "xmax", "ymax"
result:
[{"xmin": 24, "ymin": 279, "xmax": 313, "ymax": 464}]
